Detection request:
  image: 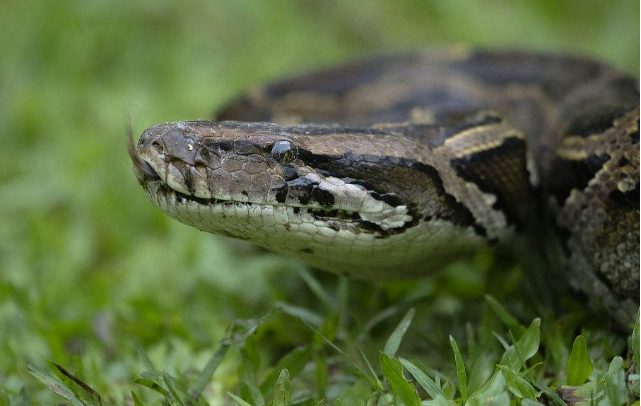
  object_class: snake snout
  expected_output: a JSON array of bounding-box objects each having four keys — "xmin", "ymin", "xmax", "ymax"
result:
[{"xmin": 127, "ymin": 126, "xmax": 160, "ymax": 181}]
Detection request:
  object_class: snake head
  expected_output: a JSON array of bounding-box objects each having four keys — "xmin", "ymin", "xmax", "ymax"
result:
[{"xmin": 130, "ymin": 119, "xmax": 489, "ymax": 279}]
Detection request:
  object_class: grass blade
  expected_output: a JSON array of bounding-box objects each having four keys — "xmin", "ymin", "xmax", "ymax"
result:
[
  {"xmin": 132, "ymin": 339, "xmax": 161, "ymax": 381},
  {"xmin": 379, "ymin": 353, "xmax": 421, "ymax": 406},
  {"xmin": 131, "ymin": 391, "xmax": 148, "ymax": 406},
  {"xmin": 356, "ymin": 344, "xmax": 383, "ymax": 389},
  {"xmin": 28, "ymin": 365, "xmax": 86, "ymax": 406},
  {"xmin": 228, "ymin": 392, "xmax": 254, "ymax": 406},
  {"xmin": 273, "ymin": 369, "xmax": 291, "ymax": 406},
  {"xmin": 399, "ymin": 357, "xmax": 446, "ymax": 400},
  {"xmin": 191, "ymin": 311, "xmax": 274, "ymax": 399},
  {"xmin": 163, "ymin": 373, "xmax": 187, "ymax": 406},
  {"xmin": 566, "ymin": 335, "xmax": 592, "ymax": 386},
  {"xmin": 485, "ymin": 296, "xmax": 524, "ymax": 336},
  {"xmin": 261, "ymin": 346, "xmax": 311, "ymax": 393},
  {"xmin": 632, "ymin": 311, "xmax": 639, "ymax": 372},
  {"xmin": 383, "ymin": 308, "xmax": 415, "ymax": 358},
  {"xmin": 132, "ymin": 378, "xmax": 169, "ymax": 397},
  {"xmin": 449, "ymin": 336, "xmax": 468, "ymax": 401},
  {"xmin": 301, "ymin": 318, "xmax": 381, "ymax": 390},
  {"xmin": 52, "ymin": 363, "xmax": 102, "ymax": 406},
  {"xmin": 498, "ymin": 366, "xmax": 536, "ymax": 400},
  {"xmin": 296, "ymin": 267, "xmax": 335, "ymax": 311},
  {"xmin": 275, "ymin": 301, "xmax": 324, "ymax": 327},
  {"xmin": 190, "ymin": 339, "xmax": 231, "ymax": 399},
  {"xmin": 467, "ymin": 369, "xmax": 506, "ymax": 404}
]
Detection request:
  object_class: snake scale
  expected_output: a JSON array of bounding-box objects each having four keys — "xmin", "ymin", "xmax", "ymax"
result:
[{"xmin": 129, "ymin": 50, "xmax": 639, "ymax": 328}]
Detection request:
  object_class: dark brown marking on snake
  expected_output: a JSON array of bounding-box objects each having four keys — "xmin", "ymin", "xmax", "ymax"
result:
[
  {"xmin": 609, "ymin": 184, "xmax": 640, "ymax": 210},
  {"xmin": 450, "ymin": 136, "xmax": 530, "ymax": 226},
  {"xmin": 287, "ymin": 177, "xmax": 335, "ymax": 207},
  {"xmin": 547, "ymin": 153, "xmax": 611, "ymax": 205},
  {"xmin": 440, "ymin": 193, "xmax": 487, "ymax": 237},
  {"xmin": 274, "ymin": 184, "xmax": 288, "ymax": 204},
  {"xmin": 411, "ymin": 161, "xmax": 488, "ymax": 236},
  {"xmin": 561, "ymin": 103, "xmax": 636, "ymax": 138},
  {"xmin": 299, "ymin": 147, "xmax": 488, "ymax": 236}
]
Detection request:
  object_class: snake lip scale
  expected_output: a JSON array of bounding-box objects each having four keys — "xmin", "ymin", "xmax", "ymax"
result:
[{"xmin": 130, "ymin": 50, "xmax": 639, "ymax": 329}]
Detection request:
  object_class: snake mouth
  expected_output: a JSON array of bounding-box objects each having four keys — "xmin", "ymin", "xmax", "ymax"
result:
[
  {"xmin": 140, "ymin": 174, "xmax": 416, "ymax": 240},
  {"xmin": 141, "ymin": 176, "xmax": 390, "ymax": 237},
  {"xmin": 127, "ymin": 125, "xmax": 161, "ymax": 182},
  {"xmin": 143, "ymin": 176, "xmax": 362, "ymax": 221}
]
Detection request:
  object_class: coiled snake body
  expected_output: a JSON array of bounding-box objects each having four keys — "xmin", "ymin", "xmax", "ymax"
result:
[{"xmin": 130, "ymin": 50, "xmax": 639, "ymax": 327}]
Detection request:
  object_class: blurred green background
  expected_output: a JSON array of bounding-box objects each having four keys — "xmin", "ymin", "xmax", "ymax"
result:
[{"xmin": 0, "ymin": 0, "xmax": 638, "ymax": 404}]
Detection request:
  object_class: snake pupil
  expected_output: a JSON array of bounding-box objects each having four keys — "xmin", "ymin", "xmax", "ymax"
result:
[{"xmin": 271, "ymin": 140, "xmax": 297, "ymax": 163}]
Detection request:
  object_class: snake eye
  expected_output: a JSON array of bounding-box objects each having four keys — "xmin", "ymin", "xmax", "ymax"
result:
[{"xmin": 271, "ymin": 140, "xmax": 298, "ymax": 164}]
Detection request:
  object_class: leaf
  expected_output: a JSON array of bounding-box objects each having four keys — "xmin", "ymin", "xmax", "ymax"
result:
[
  {"xmin": 399, "ymin": 358, "xmax": 446, "ymax": 400},
  {"xmin": 301, "ymin": 318, "xmax": 380, "ymax": 389},
  {"xmin": 515, "ymin": 318, "xmax": 541, "ymax": 363},
  {"xmin": 273, "ymin": 369, "xmax": 291, "ymax": 406},
  {"xmin": 566, "ymin": 335, "xmax": 592, "ymax": 386},
  {"xmin": 383, "ymin": 308, "xmax": 415, "ymax": 357},
  {"xmin": 336, "ymin": 276, "xmax": 349, "ymax": 321},
  {"xmin": 521, "ymin": 399, "xmax": 545, "ymax": 406},
  {"xmin": 500, "ymin": 318, "xmax": 541, "ymax": 371},
  {"xmin": 314, "ymin": 349, "xmax": 328, "ymax": 401},
  {"xmin": 487, "ymin": 391, "xmax": 510, "ymax": 406},
  {"xmin": 467, "ymin": 353, "xmax": 494, "ymax": 395},
  {"xmin": 497, "ymin": 366, "xmax": 536, "ymax": 400},
  {"xmin": 357, "ymin": 345, "xmax": 383, "ymax": 390},
  {"xmin": 0, "ymin": 389, "xmax": 10, "ymax": 406},
  {"xmin": 228, "ymin": 392, "xmax": 254, "ymax": 406},
  {"xmin": 192, "ymin": 311, "xmax": 273, "ymax": 399},
  {"xmin": 162, "ymin": 373, "xmax": 188, "ymax": 406},
  {"xmin": 53, "ymin": 363, "xmax": 103, "ymax": 406},
  {"xmin": 449, "ymin": 335, "xmax": 468, "ymax": 401},
  {"xmin": 430, "ymin": 396, "xmax": 459, "ymax": 406},
  {"xmin": 633, "ymin": 311, "xmax": 640, "ymax": 373},
  {"xmin": 131, "ymin": 391, "xmax": 148, "ymax": 406},
  {"xmin": 379, "ymin": 353, "xmax": 421, "ymax": 406},
  {"xmin": 275, "ymin": 301, "xmax": 324, "ymax": 327},
  {"xmin": 484, "ymin": 295, "xmax": 525, "ymax": 336},
  {"xmin": 466, "ymin": 369, "xmax": 506, "ymax": 405},
  {"xmin": 14, "ymin": 387, "xmax": 31, "ymax": 406},
  {"xmin": 296, "ymin": 267, "xmax": 335, "ymax": 311},
  {"xmin": 261, "ymin": 346, "xmax": 311, "ymax": 393},
  {"xmin": 132, "ymin": 339, "xmax": 161, "ymax": 380},
  {"xmin": 603, "ymin": 356, "xmax": 625, "ymax": 405},
  {"xmin": 28, "ymin": 365, "xmax": 86, "ymax": 406},
  {"xmin": 132, "ymin": 378, "xmax": 169, "ymax": 397},
  {"xmin": 337, "ymin": 379, "xmax": 374, "ymax": 406}
]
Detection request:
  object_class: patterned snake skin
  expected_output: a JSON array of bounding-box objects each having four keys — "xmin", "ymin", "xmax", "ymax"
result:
[{"xmin": 129, "ymin": 50, "xmax": 639, "ymax": 328}]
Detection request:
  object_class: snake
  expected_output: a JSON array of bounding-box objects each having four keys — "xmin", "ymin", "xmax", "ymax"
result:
[{"xmin": 128, "ymin": 49, "xmax": 639, "ymax": 328}]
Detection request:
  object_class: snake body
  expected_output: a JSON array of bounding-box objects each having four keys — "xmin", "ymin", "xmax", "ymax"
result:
[{"xmin": 130, "ymin": 50, "xmax": 639, "ymax": 327}]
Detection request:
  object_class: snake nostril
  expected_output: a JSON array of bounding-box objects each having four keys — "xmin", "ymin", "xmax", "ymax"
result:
[{"xmin": 152, "ymin": 141, "xmax": 165, "ymax": 154}]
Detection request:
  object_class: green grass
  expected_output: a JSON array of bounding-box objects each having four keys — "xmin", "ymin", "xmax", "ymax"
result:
[{"xmin": 0, "ymin": 0, "xmax": 639, "ymax": 405}]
